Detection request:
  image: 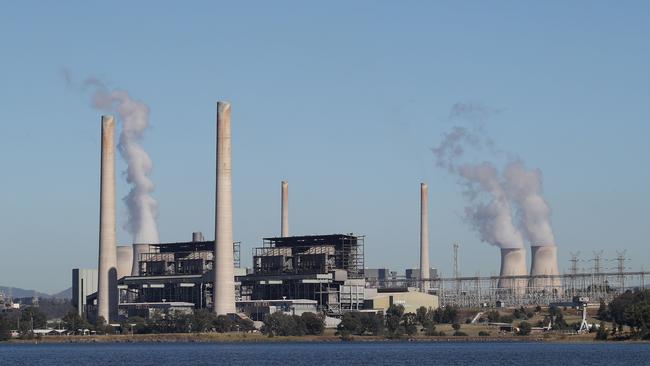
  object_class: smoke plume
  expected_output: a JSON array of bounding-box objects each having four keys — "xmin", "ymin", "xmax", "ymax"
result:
[
  {"xmin": 64, "ymin": 71, "xmax": 160, "ymax": 244},
  {"xmin": 504, "ymin": 160, "xmax": 555, "ymax": 246},
  {"xmin": 432, "ymin": 102, "xmax": 555, "ymax": 248}
]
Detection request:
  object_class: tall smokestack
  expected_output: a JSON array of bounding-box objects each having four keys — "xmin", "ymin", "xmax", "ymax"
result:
[
  {"xmin": 131, "ymin": 243, "xmax": 149, "ymax": 276},
  {"xmin": 529, "ymin": 245, "xmax": 561, "ymax": 291},
  {"xmin": 281, "ymin": 181, "xmax": 289, "ymax": 237},
  {"xmin": 192, "ymin": 232, "xmax": 204, "ymax": 242},
  {"xmin": 116, "ymin": 246, "xmax": 133, "ymax": 280},
  {"xmin": 498, "ymin": 247, "xmax": 527, "ymax": 293},
  {"xmin": 98, "ymin": 115, "xmax": 118, "ymax": 322},
  {"xmin": 213, "ymin": 101, "xmax": 235, "ymax": 315},
  {"xmin": 420, "ymin": 183, "xmax": 430, "ymax": 292}
]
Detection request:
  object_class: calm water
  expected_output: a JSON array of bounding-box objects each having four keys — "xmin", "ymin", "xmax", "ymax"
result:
[{"xmin": 1, "ymin": 341, "xmax": 649, "ymax": 365}]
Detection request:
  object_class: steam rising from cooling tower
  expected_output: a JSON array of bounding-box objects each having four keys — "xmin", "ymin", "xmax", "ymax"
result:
[
  {"xmin": 432, "ymin": 104, "xmax": 524, "ymax": 249},
  {"xmin": 432, "ymin": 102, "xmax": 559, "ymax": 288}
]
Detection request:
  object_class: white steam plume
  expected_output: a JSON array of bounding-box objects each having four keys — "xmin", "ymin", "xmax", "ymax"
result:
[
  {"xmin": 64, "ymin": 71, "xmax": 161, "ymax": 244},
  {"xmin": 459, "ymin": 163, "xmax": 524, "ymax": 248},
  {"xmin": 432, "ymin": 102, "xmax": 524, "ymax": 249},
  {"xmin": 93, "ymin": 85, "xmax": 159, "ymax": 244},
  {"xmin": 504, "ymin": 160, "xmax": 555, "ymax": 246}
]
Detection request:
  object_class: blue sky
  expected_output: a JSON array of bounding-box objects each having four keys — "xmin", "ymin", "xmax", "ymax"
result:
[{"xmin": 1, "ymin": 1, "xmax": 649, "ymax": 293}]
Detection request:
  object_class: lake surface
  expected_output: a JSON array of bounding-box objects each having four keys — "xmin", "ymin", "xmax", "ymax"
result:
[{"xmin": 1, "ymin": 341, "xmax": 649, "ymax": 365}]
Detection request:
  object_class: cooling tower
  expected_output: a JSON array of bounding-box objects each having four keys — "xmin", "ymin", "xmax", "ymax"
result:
[
  {"xmin": 281, "ymin": 181, "xmax": 289, "ymax": 237},
  {"xmin": 529, "ymin": 245, "xmax": 561, "ymax": 291},
  {"xmin": 420, "ymin": 183, "xmax": 430, "ymax": 292},
  {"xmin": 97, "ymin": 115, "xmax": 118, "ymax": 322},
  {"xmin": 498, "ymin": 247, "xmax": 527, "ymax": 293},
  {"xmin": 116, "ymin": 246, "xmax": 133, "ymax": 280},
  {"xmin": 131, "ymin": 243, "xmax": 150, "ymax": 276},
  {"xmin": 213, "ymin": 101, "xmax": 236, "ymax": 315}
]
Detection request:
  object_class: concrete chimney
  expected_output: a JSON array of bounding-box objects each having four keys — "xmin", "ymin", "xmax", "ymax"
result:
[
  {"xmin": 116, "ymin": 246, "xmax": 133, "ymax": 280},
  {"xmin": 498, "ymin": 247, "xmax": 527, "ymax": 293},
  {"xmin": 97, "ymin": 115, "xmax": 118, "ymax": 322},
  {"xmin": 192, "ymin": 232, "xmax": 204, "ymax": 242},
  {"xmin": 131, "ymin": 243, "xmax": 150, "ymax": 276},
  {"xmin": 281, "ymin": 181, "xmax": 289, "ymax": 237},
  {"xmin": 420, "ymin": 183, "xmax": 430, "ymax": 292},
  {"xmin": 213, "ymin": 101, "xmax": 236, "ymax": 315},
  {"xmin": 529, "ymin": 245, "xmax": 561, "ymax": 291}
]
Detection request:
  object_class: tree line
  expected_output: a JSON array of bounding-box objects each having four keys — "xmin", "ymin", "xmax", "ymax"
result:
[{"xmin": 596, "ymin": 289, "xmax": 650, "ymax": 340}]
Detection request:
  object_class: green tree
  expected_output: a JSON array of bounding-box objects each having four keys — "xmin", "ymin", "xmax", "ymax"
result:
[
  {"xmin": 62, "ymin": 311, "xmax": 90, "ymax": 333},
  {"xmin": 518, "ymin": 321, "xmax": 532, "ymax": 336},
  {"xmin": 214, "ymin": 315, "xmax": 232, "ymax": 333},
  {"xmin": 338, "ymin": 312, "xmax": 364, "ymax": 335},
  {"xmin": 301, "ymin": 312, "xmax": 324, "ymax": 335},
  {"xmin": 361, "ymin": 312, "xmax": 384, "ymax": 336},
  {"xmin": 402, "ymin": 313, "xmax": 418, "ymax": 336},
  {"xmin": 233, "ymin": 317, "xmax": 256, "ymax": 333},
  {"xmin": 452, "ymin": 322, "xmax": 461, "ymax": 331},
  {"xmin": 597, "ymin": 300, "xmax": 609, "ymax": 321},
  {"xmin": 191, "ymin": 309, "xmax": 216, "ymax": 332},
  {"xmin": 20, "ymin": 306, "xmax": 47, "ymax": 332},
  {"xmin": 624, "ymin": 302, "xmax": 650, "ymax": 335},
  {"xmin": 262, "ymin": 312, "xmax": 301, "ymax": 336},
  {"xmin": 385, "ymin": 304, "xmax": 405, "ymax": 338},
  {"xmin": 0, "ymin": 314, "xmax": 12, "ymax": 341},
  {"xmin": 594, "ymin": 322, "xmax": 608, "ymax": 341}
]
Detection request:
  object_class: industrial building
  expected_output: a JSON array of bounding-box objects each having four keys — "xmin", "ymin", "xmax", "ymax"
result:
[
  {"xmin": 239, "ymin": 234, "xmax": 366, "ymax": 315},
  {"xmin": 85, "ymin": 234, "xmax": 244, "ymax": 319},
  {"xmin": 364, "ymin": 288, "xmax": 439, "ymax": 313},
  {"xmin": 71, "ymin": 268, "xmax": 97, "ymax": 316},
  {"xmin": 84, "ymin": 232, "xmax": 367, "ymax": 319}
]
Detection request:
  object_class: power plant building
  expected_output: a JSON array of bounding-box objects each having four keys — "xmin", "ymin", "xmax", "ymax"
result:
[
  {"xmin": 72, "ymin": 268, "xmax": 98, "ymax": 316},
  {"xmin": 240, "ymin": 234, "xmax": 366, "ymax": 315}
]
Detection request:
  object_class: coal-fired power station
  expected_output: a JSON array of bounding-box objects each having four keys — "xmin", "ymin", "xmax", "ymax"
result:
[
  {"xmin": 97, "ymin": 115, "xmax": 118, "ymax": 322},
  {"xmin": 497, "ymin": 247, "xmax": 527, "ymax": 293},
  {"xmin": 78, "ymin": 98, "xmax": 624, "ymax": 326},
  {"xmin": 213, "ymin": 101, "xmax": 236, "ymax": 315},
  {"xmin": 529, "ymin": 245, "xmax": 561, "ymax": 291}
]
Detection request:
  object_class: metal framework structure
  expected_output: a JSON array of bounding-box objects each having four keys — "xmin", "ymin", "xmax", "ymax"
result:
[{"xmin": 376, "ymin": 270, "xmax": 649, "ymax": 308}]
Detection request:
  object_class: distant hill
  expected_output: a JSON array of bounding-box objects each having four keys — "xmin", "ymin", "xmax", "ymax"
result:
[
  {"xmin": 0, "ymin": 286, "xmax": 72, "ymax": 300},
  {"xmin": 51, "ymin": 287, "xmax": 72, "ymax": 299}
]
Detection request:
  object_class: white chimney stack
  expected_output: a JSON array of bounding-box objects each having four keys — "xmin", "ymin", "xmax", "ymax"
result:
[
  {"xmin": 97, "ymin": 115, "xmax": 118, "ymax": 322},
  {"xmin": 420, "ymin": 183, "xmax": 430, "ymax": 292},
  {"xmin": 281, "ymin": 181, "xmax": 289, "ymax": 237},
  {"xmin": 213, "ymin": 101, "xmax": 236, "ymax": 315}
]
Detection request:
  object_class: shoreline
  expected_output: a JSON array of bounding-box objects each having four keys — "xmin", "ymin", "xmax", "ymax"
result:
[{"xmin": 4, "ymin": 333, "xmax": 648, "ymax": 345}]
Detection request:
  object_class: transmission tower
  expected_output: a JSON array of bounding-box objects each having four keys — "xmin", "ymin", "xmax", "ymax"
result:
[
  {"xmin": 569, "ymin": 251, "xmax": 581, "ymax": 276},
  {"xmin": 592, "ymin": 250, "xmax": 604, "ymax": 273},
  {"xmin": 615, "ymin": 250, "xmax": 628, "ymax": 289}
]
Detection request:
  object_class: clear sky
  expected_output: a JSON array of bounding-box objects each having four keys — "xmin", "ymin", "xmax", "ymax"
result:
[{"xmin": 1, "ymin": 1, "xmax": 649, "ymax": 293}]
